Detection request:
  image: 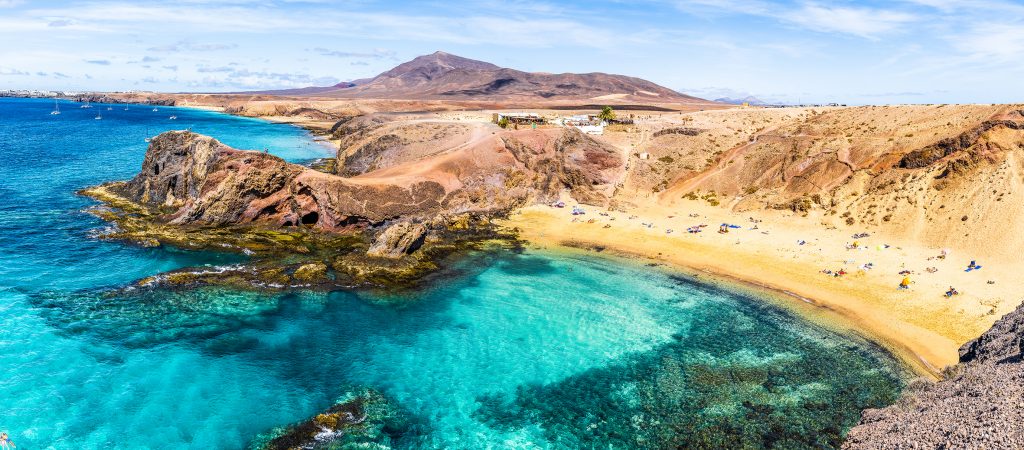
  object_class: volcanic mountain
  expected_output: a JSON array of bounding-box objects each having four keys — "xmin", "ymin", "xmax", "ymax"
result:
[{"xmin": 261, "ymin": 51, "xmax": 709, "ymax": 103}]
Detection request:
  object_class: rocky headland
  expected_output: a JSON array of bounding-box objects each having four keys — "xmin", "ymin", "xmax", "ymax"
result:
[
  {"xmin": 843, "ymin": 301, "xmax": 1024, "ymax": 448},
  {"xmin": 82, "ymin": 126, "xmax": 620, "ymax": 291}
]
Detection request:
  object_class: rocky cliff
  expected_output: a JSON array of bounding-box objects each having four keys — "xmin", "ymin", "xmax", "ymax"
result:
[
  {"xmin": 843, "ymin": 302, "xmax": 1024, "ymax": 448},
  {"xmin": 119, "ymin": 126, "xmax": 622, "ymax": 234},
  {"xmin": 116, "ymin": 131, "xmax": 448, "ymax": 230},
  {"xmin": 82, "ymin": 127, "xmax": 623, "ymax": 289}
]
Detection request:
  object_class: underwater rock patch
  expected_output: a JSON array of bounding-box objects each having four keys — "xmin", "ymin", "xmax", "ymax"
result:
[
  {"xmin": 473, "ymin": 297, "xmax": 905, "ymax": 450},
  {"xmin": 249, "ymin": 389, "xmax": 408, "ymax": 450}
]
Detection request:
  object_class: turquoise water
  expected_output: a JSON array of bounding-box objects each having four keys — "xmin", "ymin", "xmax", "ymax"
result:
[{"xmin": 0, "ymin": 98, "xmax": 906, "ymax": 449}]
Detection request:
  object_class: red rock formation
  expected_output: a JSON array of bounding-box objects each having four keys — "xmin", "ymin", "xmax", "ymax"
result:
[{"xmin": 120, "ymin": 131, "xmax": 446, "ymax": 230}]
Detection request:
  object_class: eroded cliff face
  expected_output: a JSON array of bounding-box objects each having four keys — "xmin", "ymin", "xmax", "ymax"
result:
[
  {"xmin": 328, "ymin": 114, "xmax": 624, "ymax": 208},
  {"xmin": 116, "ymin": 131, "xmax": 447, "ymax": 230},
  {"xmin": 84, "ymin": 131, "xmax": 481, "ymax": 284},
  {"xmin": 501, "ymin": 128, "xmax": 623, "ymax": 206},
  {"xmin": 81, "ymin": 130, "xmax": 550, "ymax": 289},
  {"xmin": 843, "ymin": 302, "xmax": 1024, "ymax": 449}
]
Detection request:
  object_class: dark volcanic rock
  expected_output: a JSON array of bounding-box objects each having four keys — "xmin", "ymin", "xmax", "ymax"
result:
[
  {"xmin": 843, "ymin": 302, "xmax": 1024, "ymax": 449},
  {"xmin": 897, "ymin": 119, "xmax": 1024, "ymax": 169},
  {"xmin": 959, "ymin": 303, "xmax": 1024, "ymax": 364},
  {"xmin": 73, "ymin": 93, "xmax": 175, "ymax": 106},
  {"xmin": 252, "ymin": 389, "xmax": 407, "ymax": 450}
]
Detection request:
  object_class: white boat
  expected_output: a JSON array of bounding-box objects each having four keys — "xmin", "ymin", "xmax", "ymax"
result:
[
  {"xmin": 152, "ymin": 107, "xmax": 159, "ymax": 112},
  {"xmin": 169, "ymin": 115, "xmax": 177, "ymax": 120},
  {"xmin": 81, "ymin": 101, "xmax": 92, "ymax": 109},
  {"xmin": 50, "ymin": 99, "xmax": 61, "ymax": 115},
  {"xmin": 106, "ymin": 106, "xmax": 113, "ymax": 111},
  {"xmin": 95, "ymin": 109, "xmax": 102, "ymax": 120}
]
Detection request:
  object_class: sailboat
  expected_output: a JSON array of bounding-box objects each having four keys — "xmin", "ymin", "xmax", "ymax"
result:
[
  {"xmin": 94, "ymin": 109, "xmax": 102, "ymax": 120},
  {"xmin": 50, "ymin": 99, "xmax": 61, "ymax": 115},
  {"xmin": 144, "ymin": 126, "xmax": 151, "ymax": 143},
  {"xmin": 81, "ymin": 100, "xmax": 92, "ymax": 109}
]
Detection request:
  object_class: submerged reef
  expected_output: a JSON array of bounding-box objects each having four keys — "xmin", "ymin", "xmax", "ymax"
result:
[
  {"xmin": 249, "ymin": 389, "xmax": 409, "ymax": 450},
  {"xmin": 474, "ymin": 296, "xmax": 906, "ymax": 449}
]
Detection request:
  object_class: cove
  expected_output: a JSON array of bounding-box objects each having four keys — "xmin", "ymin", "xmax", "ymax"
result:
[{"xmin": 0, "ymin": 98, "xmax": 906, "ymax": 449}]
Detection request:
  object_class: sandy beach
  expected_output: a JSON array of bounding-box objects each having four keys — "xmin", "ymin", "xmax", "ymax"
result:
[{"xmin": 502, "ymin": 200, "xmax": 1018, "ymax": 378}]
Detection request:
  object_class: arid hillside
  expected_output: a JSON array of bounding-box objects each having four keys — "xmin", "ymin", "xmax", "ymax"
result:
[
  {"xmin": 83, "ymin": 90, "xmax": 1024, "ymax": 261},
  {"xmin": 607, "ymin": 104, "xmax": 1024, "ymax": 260},
  {"xmin": 298, "ymin": 103, "xmax": 1024, "ymax": 262},
  {"xmin": 243, "ymin": 51, "xmax": 714, "ymax": 104}
]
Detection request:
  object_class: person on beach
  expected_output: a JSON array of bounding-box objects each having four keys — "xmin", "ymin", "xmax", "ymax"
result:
[{"xmin": 1, "ymin": 432, "xmax": 16, "ymax": 449}]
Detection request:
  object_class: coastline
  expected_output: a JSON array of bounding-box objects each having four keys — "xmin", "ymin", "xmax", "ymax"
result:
[
  {"xmin": 501, "ymin": 202, "xmax": 1016, "ymax": 379},
  {"xmin": 68, "ymin": 94, "xmax": 1005, "ymax": 378},
  {"xmin": 169, "ymin": 102, "xmax": 343, "ymax": 151}
]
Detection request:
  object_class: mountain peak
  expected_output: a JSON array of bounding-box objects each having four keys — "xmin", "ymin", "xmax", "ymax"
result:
[
  {"xmin": 252, "ymin": 51, "xmax": 710, "ymax": 104},
  {"xmin": 404, "ymin": 52, "xmax": 499, "ymax": 71}
]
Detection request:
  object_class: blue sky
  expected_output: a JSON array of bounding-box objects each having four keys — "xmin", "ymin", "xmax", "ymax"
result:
[{"xmin": 1, "ymin": 0, "xmax": 1023, "ymax": 104}]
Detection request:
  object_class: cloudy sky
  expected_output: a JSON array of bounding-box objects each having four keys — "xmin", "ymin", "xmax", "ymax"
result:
[{"xmin": 1, "ymin": 0, "xmax": 1023, "ymax": 104}]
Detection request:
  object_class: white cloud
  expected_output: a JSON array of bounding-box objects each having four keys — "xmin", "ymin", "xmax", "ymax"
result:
[
  {"xmin": 674, "ymin": 0, "xmax": 917, "ymax": 38},
  {"xmin": 148, "ymin": 40, "xmax": 238, "ymax": 52},
  {"xmin": 952, "ymin": 22, "xmax": 1024, "ymax": 62},
  {"xmin": 780, "ymin": 4, "xmax": 916, "ymax": 39},
  {"xmin": 312, "ymin": 48, "xmax": 395, "ymax": 59}
]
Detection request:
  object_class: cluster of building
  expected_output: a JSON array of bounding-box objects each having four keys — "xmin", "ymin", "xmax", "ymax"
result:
[
  {"xmin": 0, "ymin": 89, "xmax": 83, "ymax": 98},
  {"xmin": 763, "ymin": 102, "xmax": 848, "ymax": 108},
  {"xmin": 491, "ymin": 112, "xmax": 617, "ymax": 135}
]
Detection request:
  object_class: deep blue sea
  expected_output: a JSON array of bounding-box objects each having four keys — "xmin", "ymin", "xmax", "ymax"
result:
[{"xmin": 0, "ymin": 97, "xmax": 906, "ymax": 449}]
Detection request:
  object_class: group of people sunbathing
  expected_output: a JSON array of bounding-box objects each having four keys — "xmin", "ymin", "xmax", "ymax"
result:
[{"xmin": 821, "ymin": 268, "xmax": 848, "ymax": 277}]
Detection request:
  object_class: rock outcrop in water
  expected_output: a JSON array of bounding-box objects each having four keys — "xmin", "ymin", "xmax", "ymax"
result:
[
  {"xmin": 250, "ymin": 389, "xmax": 407, "ymax": 450},
  {"xmin": 843, "ymin": 302, "xmax": 1024, "ymax": 449},
  {"xmin": 82, "ymin": 131, "xmax": 523, "ymax": 291}
]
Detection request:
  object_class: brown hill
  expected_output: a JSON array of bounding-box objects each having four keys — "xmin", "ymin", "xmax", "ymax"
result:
[{"xmin": 256, "ymin": 51, "xmax": 708, "ymax": 104}]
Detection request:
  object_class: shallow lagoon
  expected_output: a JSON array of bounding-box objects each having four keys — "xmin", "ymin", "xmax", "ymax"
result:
[{"xmin": 0, "ymin": 98, "xmax": 905, "ymax": 449}]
